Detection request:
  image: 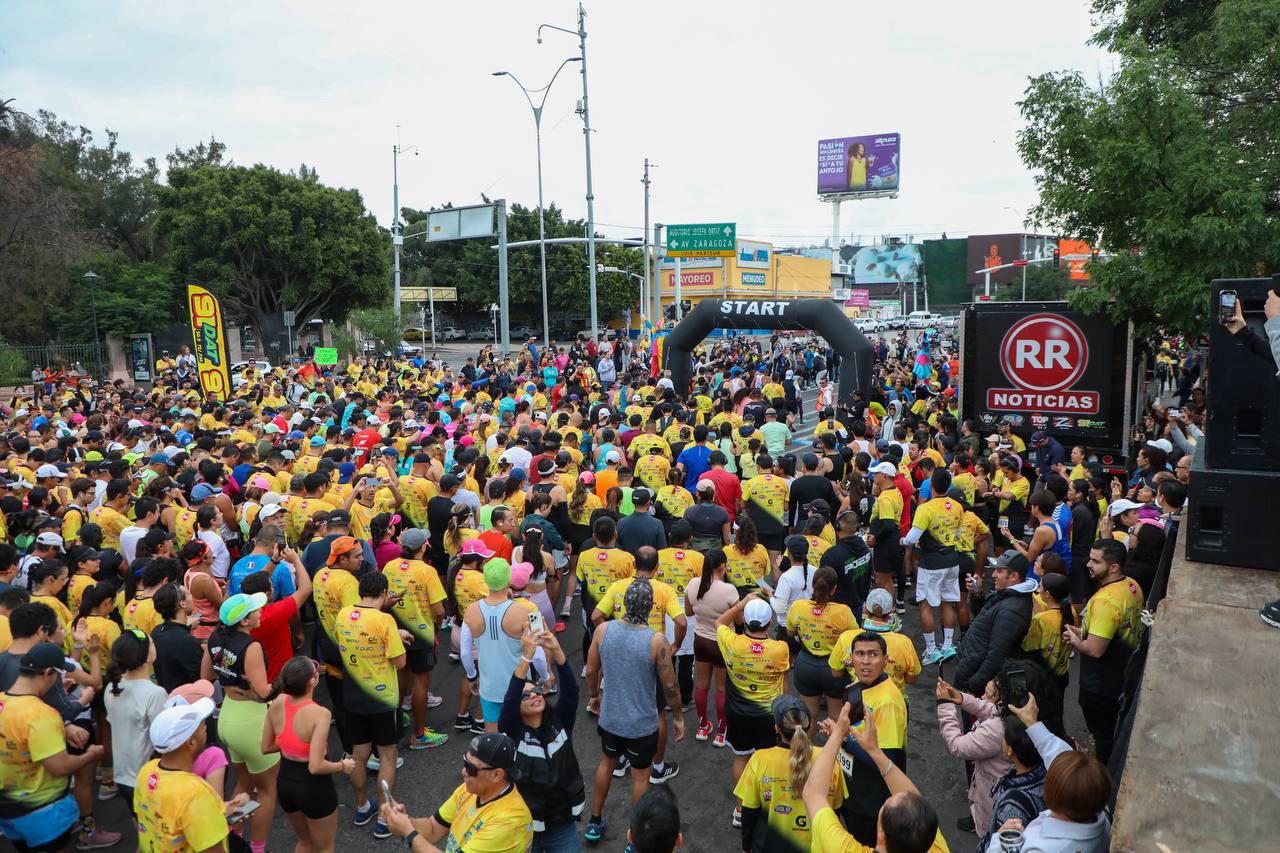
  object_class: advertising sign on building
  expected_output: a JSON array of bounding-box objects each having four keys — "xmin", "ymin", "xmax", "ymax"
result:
[
  {"xmin": 966, "ymin": 234, "xmax": 1057, "ymax": 286},
  {"xmin": 817, "ymin": 133, "xmax": 900, "ymax": 196},
  {"xmin": 1058, "ymin": 239, "xmax": 1092, "ymax": 281},
  {"xmin": 850, "ymin": 244, "xmax": 922, "ymax": 284},
  {"xmin": 741, "ymin": 272, "xmax": 767, "ymax": 287},
  {"xmin": 665, "ymin": 271, "xmax": 716, "ymax": 289},
  {"xmin": 843, "ymin": 289, "xmax": 871, "ymax": 308},
  {"xmin": 736, "ymin": 240, "xmax": 772, "ymax": 269}
]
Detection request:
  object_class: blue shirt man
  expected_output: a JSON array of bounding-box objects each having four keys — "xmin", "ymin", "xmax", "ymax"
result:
[{"xmin": 227, "ymin": 549, "xmax": 296, "ymax": 601}]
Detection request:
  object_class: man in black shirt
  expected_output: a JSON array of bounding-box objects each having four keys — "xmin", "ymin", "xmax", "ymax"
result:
[
  {"xmin": 820, "ymin": 509, "xmax": 873, "ymax": 612},
  {"xmin": 150, "ymin": 583, "xmax": 204, "ymax": 693},
  {"xmin": 428, "ymin": 475, "xmax": 461, "ymax": 573},
  {"xmin": 616, "ymin": 489, "xmax": 667, "ymax": 552},
  {"xmin": 788, "ymin": 454, "xmax": 838, "ymax": 529}
]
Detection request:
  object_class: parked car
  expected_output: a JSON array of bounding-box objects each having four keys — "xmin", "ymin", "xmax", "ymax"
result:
[
  {"xmin": 907, "ymin": 311, "xmax": 940, "ymax": 329},
  {"xmin": 396, "ymin": 342, "xmax": 424, "ymax": 357},
  {"xmin": 439, "ymin": 326, "xmax": 467, "ymax": 341},
  {"xmin": 509, "ymin": 325, "xmax": 540, "ymax": 341},
  {"xmin": 231, "ymin": 360, "xmax": 272, "ymax": 388},
  {"xmin": 466, "ymin": 327, "xmax": 493, "ymax": 341}
]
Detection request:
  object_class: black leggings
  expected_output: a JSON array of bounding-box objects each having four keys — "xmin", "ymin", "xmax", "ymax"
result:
[
  {"xmin": 277, "ymin": 757, "xmax": 339, "ymax": 820},
  {"xmin": 323, "ymin": 672, "xmax": 351, "ymax": 755}
]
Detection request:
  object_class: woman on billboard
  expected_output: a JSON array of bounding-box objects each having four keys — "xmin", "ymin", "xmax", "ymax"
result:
[{"xmin": 846, "ymin": 142, "xmax": 873, "ymax": 191}]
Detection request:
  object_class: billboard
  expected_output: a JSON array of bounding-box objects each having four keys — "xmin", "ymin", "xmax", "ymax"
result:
[
  {"xmin": 966, "ymin": 234, "xmax": 1056, "ymax": 286},
  {"xmin": 817, "ymin": 133, "xmax": 900, "ymax": 196},
  {"xmin": 664, "ymin": 270, "xmax": 717, "ymax": 289},
  {"xmin": 850, "ymin": 244, "xmax": 922, "ymax": 284},
  {"xmin": 736, "ymin": 240, "xmax": 771, "ymax": 270},
  {"xmin": 1058, "ymin": 239, "xmax": 1092, "ymax": 281},
  {"xmin": 844, "ymin": 289, "xmax": 870, "ymax": 308},
  {"xmin": 186, "ymin": 282, "xmax": 230, "ymax": 401},
  {"xmin": 963, "ymin": 304, "xmax": 1128, "ymax": 441}
]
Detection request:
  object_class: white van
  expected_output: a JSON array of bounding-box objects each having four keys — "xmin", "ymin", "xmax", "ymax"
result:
[{"xmin": 906, "ymin": 311, "xmax": 940, "ymax": 329}]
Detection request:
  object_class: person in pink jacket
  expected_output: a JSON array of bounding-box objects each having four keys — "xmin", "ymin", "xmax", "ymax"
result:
[{"xmin": 935, "ymin": 677, "xmax": 1013, "ymax": 835}]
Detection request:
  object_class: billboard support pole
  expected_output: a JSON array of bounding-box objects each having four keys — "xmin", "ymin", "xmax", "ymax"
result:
[
  {"xmin": 830, "ymin": 200, "xmax": 841, "ymax": 266},
  {"xmin": 984, "ymin": 269, "xmax": 991, "ymax": 299}
]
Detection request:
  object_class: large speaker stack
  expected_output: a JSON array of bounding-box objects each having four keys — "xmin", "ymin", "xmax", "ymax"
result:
[{"xmin": 1185, "ymin": 277, "xmax": 1280, "ymax": 570}]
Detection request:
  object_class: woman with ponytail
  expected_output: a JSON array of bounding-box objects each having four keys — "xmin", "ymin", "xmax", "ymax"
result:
[
  {"xmin": 29, "ymin": 560, "xmax": 73, "ymax": 652},
  {"xmin": 103, "ymin": 628, "xmax": 166, "ymax": 813},
  {"xmin": 443, "ymin": 502, "xmax": 480, "ymax": 560},
  {"xmin": 785, "ymin": 567, "xmax": 856, "ymax": 731},
  {"xmin": 262, "ymin": 656, "xmax": 356, "ymax": 853},
  {"xmin": 511, "ymin": 525, "xmax": 556, "ymax": 632},
  {"xmin": 368, "ymin": 511, "xmax": 401, "ymax": 568},
  {"xmin": 77, "ymin": 582, "xmax": 122, "ymax": 799},
  {"xmin": 1023, "ymin": 572, "xmax": 1075, "ymax": 691},
  {"xmin": 732, "ymin": 695, "xmax": 844, "ymax": 851},
  {"xmin": 688, "ymin": 547, "xmax": 737, "ymax": 746}
]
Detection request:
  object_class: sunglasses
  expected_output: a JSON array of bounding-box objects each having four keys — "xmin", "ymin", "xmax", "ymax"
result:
[
  {"xmin": 521, "ymin": 684, "xmax": 549, "ymax": 700},
  {"xmin": 461, "ymin": 757, "xmax": 494, "ymax": 777}
]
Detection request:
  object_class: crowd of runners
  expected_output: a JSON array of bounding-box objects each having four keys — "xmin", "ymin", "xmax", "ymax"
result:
[{"xmin": 0, "ymin": 324, "xmax": 1201, "ymax": 853}]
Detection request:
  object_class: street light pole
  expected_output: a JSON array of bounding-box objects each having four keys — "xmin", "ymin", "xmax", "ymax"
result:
[
  {"xmin": 641, "ymin": 159, "xmax": 652, "ymax": 333},
  {"xmin": 392, "ymin": 133, "xmax": 419, "ymax": 329},
  {"xmin": 82, "ymin": 271, "xmax": 102, "ymax": 378},
  {"xmin": 494, "ymin": 58, "xmax": 580, "ymax": 350},
  {"xmin": 540, "ymin": 4, "xmax": 598, "ymax": 342}
]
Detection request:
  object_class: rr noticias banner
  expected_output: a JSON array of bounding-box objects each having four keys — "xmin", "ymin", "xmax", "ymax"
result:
[{"xmin": 186, "ymin": 282, "xmax": 230, "ymax": 400}]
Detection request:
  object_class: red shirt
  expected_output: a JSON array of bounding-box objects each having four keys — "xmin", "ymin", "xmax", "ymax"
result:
[
  {"xmin": 478, "ymin": 530, "xmax": 514, "ymax": 562},
  {"xmin": 698, "ymin": 468, "xmax": 741, "ymax": 523},
  {"xmin": 251, "ymin": 596, "xmax": 299, "ymax": 682},
  {"xmin": 893, "ymin": 473, "xmax": 914, "ymax": 537},
  {"xmin": 351, "ymin": 428, "xmax": 382, "ymax": 465}
]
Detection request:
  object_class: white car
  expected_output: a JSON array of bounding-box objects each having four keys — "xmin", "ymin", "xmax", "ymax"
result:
[
  {"xmin": 231, "ymin": 360, "xmax": 272, "ymax": 387},
  {"xmin": 439, "ymin": 326, "xmax": 467, "ymax": 341},
  {"xmin": 907, "ymin": 311, "xmax": 940, "ymax": 329}
]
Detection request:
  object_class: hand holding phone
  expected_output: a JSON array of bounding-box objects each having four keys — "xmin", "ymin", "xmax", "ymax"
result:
[{"xmin": 1219, "ymin": 289, "xmax": 1239, "ymax": 326}]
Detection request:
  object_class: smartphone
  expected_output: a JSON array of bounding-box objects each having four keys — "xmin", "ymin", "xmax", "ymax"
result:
[
  {"xmin": 755, "ymin": 577, "xmax": 775, "ymax": 595},
  {"xmin": 1219, "ymin": 290, "xmax": 1238, "ymax": 325},
  {"xmin": 528, "ymin": 608, "xmax": 544, "ymax": 634},
  {"xmin": 227, "ymin": 800, "xmax": 261, "ymax": 824},
  {"xmin": 843, "ymin": 683, "xmax": 867, "ymax": 725},
  {"xmin": 1006, "ymin": 669, "xmax": 1029, "ymax": 708},
  {"xmin": 380, "ymin": 779, "xmax": 393, "ymax": 803},
  {"xmin": 998, "ymin": 517, "xmax": 1010, "ymax": 530}
]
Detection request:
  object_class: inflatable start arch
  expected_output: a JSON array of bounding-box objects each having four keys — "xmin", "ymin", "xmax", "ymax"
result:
[{"xmin": 661, "ymin": 298, "xmax": 875, "ymax": 409}]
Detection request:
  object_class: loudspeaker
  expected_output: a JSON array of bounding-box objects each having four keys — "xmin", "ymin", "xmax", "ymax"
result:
[
  {"xmin": 1206, "ymin": 277, "xmax": 1280, "ymax": 471},
  {"xmin": 1185, "ymin": 445, "xmax": 1280, "ymax": 571}
]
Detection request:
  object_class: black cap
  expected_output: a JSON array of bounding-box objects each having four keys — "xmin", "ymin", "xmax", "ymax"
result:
[
  {"xmin": 440, "ymin": 474, "xmax": 461, "ymax": 491},
  {"xmin": 784, "ymin": 534, "xmax": 810, "ymax": 557},
  {"xmin": 945, "ymin": 486, "xmax": 970, "ymax": 509},
  {"xmin": 801, "ymin": 453, "xmax": 820, "ymax": 469},
  {"xmin": 804, "ymin": 498, "xmax": 832, "ymax": 516},
  {"xmin": 66, "ymin": 546, "xmax": 104, "ymax": 566},
  {"xmin": 19, "ymin": 642, "xmax": 73, "ymax": 673},
  {"xmin": 325, "ymin": 509, "xmax": 351, "ymax": 526},
  {"xmin": 469, "ymin": 732, "xmax": 516, "ymax": 770}
]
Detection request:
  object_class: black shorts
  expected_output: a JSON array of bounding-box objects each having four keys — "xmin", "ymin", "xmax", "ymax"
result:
[
  {"xmin": 598, "ymin": 726, "xmax": 659, "ymax": 769},
  {"xmin": 346, "ymin": 708, "xmax": 399, "ymax": 747},
  {"xmin": 405, "ymin": 643, "xmax": 436, "ymax": 674},
  {"xmin": 725, "ymin": 709, "xmax": 776, "ymax": 756},
  {"xmin": 793, "ymin": 650, "xmax": 847, "ymax": 699},
  {"xmin": 872, "ymin": 543, "xmax": 901, "ymax": 575},
  {"xmin": 958, "ymin": 552, "xmax": 976, "ymax": 579},
  {"xmin": 277, "ymin": 757, "xmax": 339, "ymax": 819},
  {"xmin": 693, "ymin": 634, "xmax": 725, "ymax": 667},
  {"xmin": 758, "ymin": 531, "xmax": 787, "ymax": 553}
]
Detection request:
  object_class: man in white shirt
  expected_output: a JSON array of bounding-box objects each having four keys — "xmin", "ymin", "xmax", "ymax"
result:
[{"xmin": 119, "ymin": 497, "xmax": 161, "ymax": 565}]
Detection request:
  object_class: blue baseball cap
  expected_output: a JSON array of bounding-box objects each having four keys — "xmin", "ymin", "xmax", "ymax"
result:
[
  {"xmin": 309, "ymin": 436, "xmax": 326, "ymax": 446},
  {"xmin": 287, "ymin": 430, "xmax": 305, "ymax": 440}
]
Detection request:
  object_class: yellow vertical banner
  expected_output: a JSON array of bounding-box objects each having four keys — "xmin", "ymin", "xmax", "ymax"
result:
[{"xmin": 186, "ymin": 282, "xmax": 231, "ymax": 401}]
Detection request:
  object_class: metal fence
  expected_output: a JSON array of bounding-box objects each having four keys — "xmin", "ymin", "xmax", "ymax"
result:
[{"xmin": 0, "ymin": 343, "xmax": 105, "ymax": 387}]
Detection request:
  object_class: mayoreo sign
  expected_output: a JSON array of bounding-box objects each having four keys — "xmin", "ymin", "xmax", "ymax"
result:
[{"xmin": 985, "ymin": 313, "xmax": 1098, "ymax": 414}]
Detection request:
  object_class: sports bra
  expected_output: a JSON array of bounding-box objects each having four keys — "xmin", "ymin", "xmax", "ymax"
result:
[{"xmin": 278, "ymin": 696, "xmax": 314, "ymax": 761}]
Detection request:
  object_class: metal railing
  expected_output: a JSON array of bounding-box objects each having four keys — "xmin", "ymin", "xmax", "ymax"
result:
[{"xmin": 0, "ymin": 343, "xmax": 104, "ymax": 387}]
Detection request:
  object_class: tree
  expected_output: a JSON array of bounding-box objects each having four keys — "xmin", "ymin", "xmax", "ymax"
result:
[
  {"xmin": 60, "ymin": 259, "xmax": 184, "ymax": 340},
  {"xmin": 1017, "ymin": 0, "xmax": 1280, "ymax": 338},
  {"xmin": 994, "ymin": 264, "xmax": 1074, "ymax": 302},
  {"xmin": 156, "ymin": 164, "xmax": 390, "ymax": 332},
  {"xmin": 349, "ymin": 306, "xmax": 402, "ymax": 354}
]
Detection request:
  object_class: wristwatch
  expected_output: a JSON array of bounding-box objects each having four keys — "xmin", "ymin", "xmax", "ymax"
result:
[{"xmin": 403, "ymin": 830, "xmax": 419, "ymax": 849}]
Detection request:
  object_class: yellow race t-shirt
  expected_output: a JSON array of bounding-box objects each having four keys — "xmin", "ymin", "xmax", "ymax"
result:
[
  {"xmin": 957, "ymin": 511, "xmax": 990, "ymax": 555},
  {"xmin": 910, "ymin": 496, "xmax": 964, "ymax": 569},
  {"xmin": 313, "ymin": 568, "xmax": 359, "ymax": 672},
  {"xmin": 725, "ymin": 543, "xmax": 771, "ymax": 590},
  {"xmin": 829, "ymin": 630, "xmax": 921, "ymax": 694},
  {"xmin": 734, "ymin": 745, "xmax": 845, "ymax": 851},
  {"xmin": 742, "ymin": 474, "xmax": 789, "ymax": 532},
  {"xmin": 335, "ymin": 605, "xmax": 405, "ymax": 713},
  {"xmin": 595, "ymin": 576, "xmax": 682, "ymax": 634},
  {"xmin": 655, "ymin": 547, "xmax": 704, "ymax": 600},
  {"xmin": 1023, "ymin": 608, "xmax": 1070, "ymax": 677},
  {"xmin": 575, "ymin": 547, "xmax": 636, "ymax": 602},
  {"xmin": 717, "ymin": 623, "xmax": 789, "ymax": 717},
  {"xmin": 435, "ymin": 782, "xmax": 533, "ymax": 853},
  {"xmin": 811, "ymin": 807, "xmax": 950, "ymax": 853},
  {"xmin": 453, "ymin": 569, "xmax": 490, "ymax": 614},
  {"xmin": 382, "ymin": 558, "xmax": 447, "ymax": 645},
  {"xmin": 0, "ymin": 693, "xmax": 69, "ymax": 807},
  {"xmin": 786, "ymin": 599, "xmax": 856, "ymax": 658},
  {"xmin": 122, "ymin": 596, "xmax": 161, "ymax": 635},
  {"xmin": 89, "ymin": 505, "xmax": 131, "ymax": 551},
  {"xmin": 134, "ymin": 760, "xmax": 228, "ymax": 853}
]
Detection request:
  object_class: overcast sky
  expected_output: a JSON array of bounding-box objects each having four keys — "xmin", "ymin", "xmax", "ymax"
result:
[{"xmin": 5, "ymin": 1, "xmax": 1110, "ymax": 248}]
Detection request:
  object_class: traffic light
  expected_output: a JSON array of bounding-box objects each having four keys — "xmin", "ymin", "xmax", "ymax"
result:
[
  {"xmin": 1052, "ymin": 247, "xmax": 1060, "ymax": 269},
  {"xmin": 680, "ymin": 300, "xmax": 691, "ymax": 315},
  {"xmin": 1091, "ymin": 247, "xmax": 1100, "ymax": 262}
]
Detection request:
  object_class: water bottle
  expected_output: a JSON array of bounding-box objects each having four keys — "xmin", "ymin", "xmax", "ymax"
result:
[{"xmin": 998, "ymin": 829, "xmax": 1025, "ymax": 853}]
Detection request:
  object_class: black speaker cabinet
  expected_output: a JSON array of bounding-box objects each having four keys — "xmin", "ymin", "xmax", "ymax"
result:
[
  {"xmin": 1186, "ymin": 445, "xmax": 1280, "ymax": 571},
  {"xmin": 1206, "ymin": 277, "xmax": 1280, "ymax": 471}
]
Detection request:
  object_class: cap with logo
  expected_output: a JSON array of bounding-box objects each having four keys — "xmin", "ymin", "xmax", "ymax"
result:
[
  {"xmin": 469, "ymin": 732, "xmax": 517, "ymax": 770},
  {"xmin": 219, "ymin": 592, "xmax": 268, "ymax": 626},
  {"xmin": 149, "ymin": 697, "xmax": 216, "ymax": 753}
]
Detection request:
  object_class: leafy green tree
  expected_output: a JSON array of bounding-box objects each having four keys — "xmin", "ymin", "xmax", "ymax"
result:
[
  {"xmin": 994, "ymin": 263, "xmax": 1074, "ymax": 302},
  {"xmin": 156, "ymin": 164, "xmax": 390, "ymax": 332},
  {"xmin": 349, "ymin": 306, "xmax": 402, "ymax": 354},
  {"xmin": 60, "ymin": 259, "xmax": 185, "ymax": 340},
  {"xmin": 1017, "ymin": 0, "xmax": 1280, "ymax": 338},
  {"xmin": 399, "ymin": 201, "xmax": 641, "ymax": 327}
]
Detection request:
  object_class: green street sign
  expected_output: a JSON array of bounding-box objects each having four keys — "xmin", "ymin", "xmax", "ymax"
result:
[
  {"xmin": 314, "ymin": 347, "xmax": 338, "ymax": 366},
  {"xmin": 666, "ymin": 222, "xmax": 736, "ymax": 258}
]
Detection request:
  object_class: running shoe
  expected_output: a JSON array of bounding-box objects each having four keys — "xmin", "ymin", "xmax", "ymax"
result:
[
  {"xmin": 400, "ymin": 697, "xmax": 413, "ymax": 711},
  {"xmin": 649, "ymin": 762, "xmax": 679, "ymax": 784},
  {"xmin": 921, "ymin": 648, "xmax": 944, "ymax": 666},
  {"xmin": 448, "ymin": 651, "xmax": 461, "ymax": 662},
  {"xmin": 366, "ymin": 753, "xmax": 405, "ymax": 771},
  {"xmin": 454, "ymin": 714, "xmax": 474, "ymax": 730},
  {"xmin": 1261, "ymin": 599, "xmax": 1280, "ymax": 629},
  {"xmin": 470, "ymin": 718, "xmax": 486, "ymax": 734},
  {"xmin": 612, "ymin": 755, "xmax": 630, "ymax": 777},
  {"xmin": 354, "ymin": 800, "xmax": 377, "ymax": 826},
  {"xmin": 373, "ymin": 819, "xmax": 392, "ymax": 840},
  {"xmin": 731, "ymin": 806, "xmax": 743, "ymax": 828},
  {"xmin": 96, "ymin": 779, "xmax": 118, "ymax": 800},
  {"xmin": 583, "ymin": 818, "xmax": 606, "ymax": 845},
  {"xmin": 76, "ymin": 828, "xmax": 121, "ymax": 850},
  {"xmin": 559, "ymin": 605, "xmax": 572, "ymax": 618},
  {"xmin": 939, "ymin": 645, "xmax": 958, "ymax": 662},
  {"xmin": 695, "ymin": 720, "xmax": 713, "ymax": 742},
  {"xmin": 427, "ymin": 692, "xmax": 443, "ymax": 708},
  {"xmin": 713, "ymin": 724, "xmax": 727, "ymax": 749},
  {"xmin": 411, "ymin": 728, "xmax": 449, "ymax": 750},
  {"xmin": 895, "ymin": 600, "xmax": 906, "ymax": 614}
]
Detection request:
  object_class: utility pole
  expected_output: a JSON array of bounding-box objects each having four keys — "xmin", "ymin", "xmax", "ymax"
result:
[
  {"xmin": 497, "ymin": 199, "xmax": 511, "ymax": 356},
  {"xmin": 652, "ymin": 223, "xmax": 664, "ymax": 324},
  {"xmin": 391, "ymin": 132, "xmax": 418, "ymax": 328},
  {"xmin": 642, "ymin": 159, "xmax": 651, "ymax": 332}
]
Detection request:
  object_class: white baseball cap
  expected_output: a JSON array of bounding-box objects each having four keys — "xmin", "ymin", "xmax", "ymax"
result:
[
  {"xmin": 1109, "ymin": 498, "xmax": 1143, "ymax": 517},
  {"xmin": 149, "ymin": 697, "xmax": 216, "ymax": 753},
  {"xmin": 744, "ymin": 599, "xmax": 773, "ymax": 629},
  {"xmin": 366, "ymin": 415, "xmax": 382, "ymax": 426},
  {"xmin": 35, "ymin": 532, "xmax": 65, "ymax": 551},
  {"xmin": 259, "ymin": 503, "xmax": 286, "ymax": 519},
  {"xmin": 127, "ymin": 419, "xmax": 145, "ymax": 429},
  {"xmin": 1145, "ymin": 438, "xmax": 1173, "ymax": 454},
  {"xmin": 605, "ymin": 450, "xmax": 622, "ymax": 464},
  {"xmin": 870, "ymin": 461, "xmax": 898, "ymax": 477},
  {"xmin": 35, "ymin": 464, "xmax": 66, "ymax": 479}
]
